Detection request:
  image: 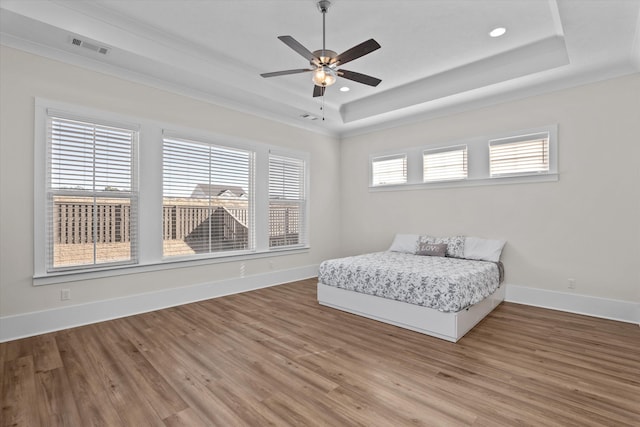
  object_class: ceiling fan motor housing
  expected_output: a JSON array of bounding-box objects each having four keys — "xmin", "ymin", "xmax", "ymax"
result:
[{"xmin": 312, "ymin": 50, "xmax": 337, "ymax": 66}]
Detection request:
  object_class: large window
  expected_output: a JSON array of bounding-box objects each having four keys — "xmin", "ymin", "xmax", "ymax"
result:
[
  {"xmin": 35, "ymin": 100, "xmax": 310, "ymax": 284},
  {"xmin": 162, "ymin": 136, "xmax": 253, "ymax": 257},
  {"xmin": 423, "ymin": 145, "xmax": 468, "ymax": 182},
  {"xmin": 269, "ymin": 153, "xmax": 307, "ymax": 248},
  {"xmin": 46, "ymin": 115, "xmax": 137, "ymax": 271},
  {"xmin": 371, "ymin": 154, "xmax": 407, "ymax": 186}
]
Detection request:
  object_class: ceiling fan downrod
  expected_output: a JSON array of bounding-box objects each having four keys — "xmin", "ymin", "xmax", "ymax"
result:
[{"xmin": 317, "ymin": 1, "xmax": 331, "ymax": 59}]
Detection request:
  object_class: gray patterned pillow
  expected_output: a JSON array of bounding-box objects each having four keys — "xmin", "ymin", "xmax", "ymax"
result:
[
  {"xmin": 416, "ymin": 242, "xmax": 448, "ymax": 257},
  {"xmin": 417, "ymin": 235, "xmax": 465, "ymax": 258}
]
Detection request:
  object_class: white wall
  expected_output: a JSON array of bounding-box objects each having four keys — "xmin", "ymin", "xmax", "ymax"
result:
[
  {"xmin": 340, "ymin": 74, "xmax": 640, "ymax": 303},
  {"xmin": 0, "ymin": 46, "xmax": 341, "ymax": 318},
  {"xmin": 1, "ymin": 44, "xmax": 638, "ymax": 339}
]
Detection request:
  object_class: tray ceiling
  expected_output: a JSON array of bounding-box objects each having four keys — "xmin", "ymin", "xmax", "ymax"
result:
[{"xmin": 1, "ymin": 0, "xmax": 639, "ymax": 136}]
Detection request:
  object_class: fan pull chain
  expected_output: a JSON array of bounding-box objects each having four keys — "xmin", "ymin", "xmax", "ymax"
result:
[{"xmin": 321, "ymin": 93, "xmax": 325, "ymax": 121}]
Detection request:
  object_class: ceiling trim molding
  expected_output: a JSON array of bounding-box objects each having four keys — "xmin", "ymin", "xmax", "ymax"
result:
[
  {"xmin": 339, "ymin": 65, "xmax": 639, "ymax": 140},
  {"xmin": 0, "ymin": 35, "xmax": 339, "ymax": 138},
  {"xmin": 340, "ymin": 35, "xmax": 569, "ymax": 123}
]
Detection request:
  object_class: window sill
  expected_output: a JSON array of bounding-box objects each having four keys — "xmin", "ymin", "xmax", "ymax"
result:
[
  {"xmin": 369, "ymin": 173, "xmax": 558, "ymax": 192},
  {"xmin": 33, "ymin": 246, "xmax": 311, "ymax": 286}
]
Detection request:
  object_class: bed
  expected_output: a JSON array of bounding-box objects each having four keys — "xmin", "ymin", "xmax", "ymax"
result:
[{"xmin": 317, "ymin": 235, "xmax": 506, "ymax": 342}]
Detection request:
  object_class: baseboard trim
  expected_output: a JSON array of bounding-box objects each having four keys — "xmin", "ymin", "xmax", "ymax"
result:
[
  {"xmin": 505, "ymin": 284, "xmax": 639, "ymax": 325},
  {"xmin": 3, "ymin": 277, "xmax": 636, "ymax": 342},
  {"xmin": 0, "ymin": 264, "xmax": 319, "ymax": 342}
]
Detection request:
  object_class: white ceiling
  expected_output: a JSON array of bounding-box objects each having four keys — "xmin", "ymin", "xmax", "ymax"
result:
[{"xmin": 1, "ymin": 0, "xmax": 639, "ymax": 137}]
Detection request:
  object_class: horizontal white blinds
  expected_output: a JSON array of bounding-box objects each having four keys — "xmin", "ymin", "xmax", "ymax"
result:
[
  {"xmin": 269, "ymin": 154, "xmax": 306, "ymax": 248},
  {"xmin": 372, "ymin": 154, "xmax": 407, "ymax": 186},
  {"xmin": 269, "ymin": 155, "xmax": 305, "ymax": 200},
  {"xmin": 162, "ymin": 137, "xmax": 253, "ymax": 257},
  {"xmin": 490, "ymin": 133, "xmax": 549, "ymax": 176},
  {"xmin": 423, "ymin": 146, "xmax": 467, "ymax": 182},
  {"xmin": 47, "ymin": 116, "xmax": 136, "ymax": 270},
  {"xmin": 50, "ymin": 118, "xmax": 133, "ymax": 192}
]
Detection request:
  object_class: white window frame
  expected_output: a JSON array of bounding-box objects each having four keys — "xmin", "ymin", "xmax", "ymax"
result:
[
  {"xmin": 370, "ymin": 153, "xmax": 408, "ymax": 186},
  {"xmin": 369, "ymin": 124, "xmax": 558, "ymax": 192},
  {"xmin": 489, "ymin": 132, "xmax": 550, "ymax": 177},
  {"xmin": 34, "ymin": 99, "xmax": 310, "ymax": 285},
  {"xmin": 161, "ymin": 134, "xmax": 256, "ymax": 260},
  {"xmin": 44, "ymin": 113, "xmax": 139, "ymax": 272},
  {"xmin": 423, "ymin": 145, "xmax": 468, "ymax": 183},
  {"xmin": 268, "ymin": 150, "xmax": 310, "ymax": 250}
]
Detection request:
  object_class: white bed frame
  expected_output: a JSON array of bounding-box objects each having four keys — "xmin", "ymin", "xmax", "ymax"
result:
[{"xmin": 317, "ymin": 283, "xmax": 505, "ymax": 342}]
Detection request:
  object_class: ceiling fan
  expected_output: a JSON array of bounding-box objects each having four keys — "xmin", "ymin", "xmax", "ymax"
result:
[{"xmin": 260, "ymin": 0, "xmax": 382, "ymax": 98}]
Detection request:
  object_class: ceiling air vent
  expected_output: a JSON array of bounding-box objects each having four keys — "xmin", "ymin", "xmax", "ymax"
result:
[
  {"xmin": 70, "ymin": 37, "xmax": 110, "ymax": 55},
  {"xmin": 300, "ymin": 113, "xmax": 319, "ymax": 121}
]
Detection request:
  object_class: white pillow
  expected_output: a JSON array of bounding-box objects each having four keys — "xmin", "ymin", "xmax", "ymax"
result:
[
  {"xmin": 463, "ymin": 237, "xmax": 506, "ymax": 262},
  {"xmin": 388, "ymin": 234, "xmax": 420, "ymax": 253}
]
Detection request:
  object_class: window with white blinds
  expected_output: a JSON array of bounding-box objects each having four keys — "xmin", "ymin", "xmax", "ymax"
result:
[
  {"xmin": 489, "ymin": 133, "xmax": 550, "ymax": 177},
  {"xmin": 35, "ymin": 101, "xmax": 313, "ymax": 284},
  {"xmin": 369, "ymin": 125, "xmax": 556, "ymax": 192},
  {"xmin": 47, "ymin": 115, "xmax": 137, "ymax": 271},
  {"xmin": 162, "ymin": 137, "xmax": 253, "ymax": 257},
  {"xmin": 371, "ymin": 154, "xmax": 407, "ymax": 186},
  {"xmin": 269, "ymin": 153, "xmax": 307, "ymax": 248},
  {"xmin": 423, "ymin": 145, "xmax": 468, "ymax": 182}
]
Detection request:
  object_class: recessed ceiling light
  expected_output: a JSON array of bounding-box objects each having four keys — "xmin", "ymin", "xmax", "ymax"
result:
[
  {"xmin": 339, "ymin": 86, "xmax": 350, "ymax": 92},
  {"xmin": 489, "ymin": 27, "xmax": 506, "ymax": 38}
]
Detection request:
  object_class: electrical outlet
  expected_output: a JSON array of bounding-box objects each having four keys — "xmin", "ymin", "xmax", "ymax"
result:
[
  {"xmin": 568, "ymin": 278, "xmax": 576, "ymax": 289},
  {"xmin": 60, "ymin": 289, "xmax": 71, "ymax": 301}
]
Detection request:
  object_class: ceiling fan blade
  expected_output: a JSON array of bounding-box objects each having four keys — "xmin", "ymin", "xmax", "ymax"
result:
[
  {"xmin": 278, "ymin": 36, "xmax": 319, "ymax": 64},
  {"xmin": 333, "ymin": 39, "xmax": 381, "ymax": 66},
  {"xmin": 261, "ymin": 69, "xmax": 313, "ymax": 78},
  {"xmin": 313, "ymin": 85, "xmax": 326, "ymax": 97},
  {"xmin": 338, "ymin": 69, "xmax": 382, "ymax": 87}
]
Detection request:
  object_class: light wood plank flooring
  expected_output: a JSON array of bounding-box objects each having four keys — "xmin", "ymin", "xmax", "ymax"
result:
[{"xmin": 2, "ymin": 279, "xmax": 639, "ymax": 426}]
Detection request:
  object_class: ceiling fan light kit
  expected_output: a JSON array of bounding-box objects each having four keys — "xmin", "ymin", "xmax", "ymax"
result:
[
  {"xmin": 260, "ymin": 0, "xmax": 382, "ymax": 100},
  {"xmin": 312, "ymin": 65, "xmax": 337, "ymax": 87}
]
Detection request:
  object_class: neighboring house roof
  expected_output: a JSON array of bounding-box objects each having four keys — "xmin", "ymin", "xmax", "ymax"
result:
[{"xmin": 191, "ymin": 184, "xmax": 246, "ymax": 198}]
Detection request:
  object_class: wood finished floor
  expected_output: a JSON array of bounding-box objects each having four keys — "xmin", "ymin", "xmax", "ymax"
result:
[{"xmin": 1, "ymin": 279, "xmax": 639, "ymax": 426}]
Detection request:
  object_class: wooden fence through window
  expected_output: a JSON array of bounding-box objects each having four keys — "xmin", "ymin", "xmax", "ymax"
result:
[
  {"xmin": 54, "ymin": 201, "xmax": 131, "ymax": 244},
  {"xmin": 53, "ymin": 200, "xmax": 300, "ymax": 246}
]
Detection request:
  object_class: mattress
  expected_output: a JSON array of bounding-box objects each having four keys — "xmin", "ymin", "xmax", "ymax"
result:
[{"xmin": 318, "ymin": 252, "xmax": 501, "ymax": 313}]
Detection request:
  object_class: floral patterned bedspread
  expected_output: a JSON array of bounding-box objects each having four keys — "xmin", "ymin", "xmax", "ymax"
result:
[{"xmin": 318, "ymin": 252, "xmax": 501, "ymax": 313}]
